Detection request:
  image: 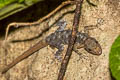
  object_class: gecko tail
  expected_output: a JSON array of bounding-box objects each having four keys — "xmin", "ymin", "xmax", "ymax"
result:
[{"xmin": 1, "ymin": 40, "xmax": 48, "ymax": 74}]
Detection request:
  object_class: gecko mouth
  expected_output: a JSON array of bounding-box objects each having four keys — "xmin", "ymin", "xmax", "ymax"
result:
[{"xmin": 85, "ymin": 47, "xmax": 102, "ymax": 55}]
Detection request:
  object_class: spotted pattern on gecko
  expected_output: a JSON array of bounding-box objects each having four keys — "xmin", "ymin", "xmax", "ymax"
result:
[{"xmin": 46, "ymin": 29, "xmax": 102, "ymax": 57}]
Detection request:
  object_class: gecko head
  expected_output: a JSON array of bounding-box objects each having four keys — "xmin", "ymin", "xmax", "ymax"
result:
[{"xmin": 84, "ymin": 37, "xmax": 102, "ymax": 55}]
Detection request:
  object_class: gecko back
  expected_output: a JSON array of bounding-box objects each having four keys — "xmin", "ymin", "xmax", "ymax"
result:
[{"xmin": 46, "ymin": 30, "xmax": 102, "ymax": 56}]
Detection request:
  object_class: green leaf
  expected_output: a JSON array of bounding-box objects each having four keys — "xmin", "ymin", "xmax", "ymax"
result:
[
  {"xmin": 18, "ymin": 0, "xmax": 25, "ymax": 3},
  {"xmin": 0, "ymin": 0, "xmax": 43, "ymax": 20},
  {"xmin": 110, "ymin": 35, "xmax": 120, "ymax": 80}
]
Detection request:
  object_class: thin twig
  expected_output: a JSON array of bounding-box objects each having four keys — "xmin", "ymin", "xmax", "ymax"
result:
[
  {"xmin": 5, "ymin": 1, "xmax": 74, "ymax": 40},
  {"xmin": 57, "ymin": 0, "xmax": 83, "ymax": 80}
]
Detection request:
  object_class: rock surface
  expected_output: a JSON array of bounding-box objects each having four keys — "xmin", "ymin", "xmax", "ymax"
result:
[{"xmin": 0, "ymin": 0, "xmax": 120, "ymax": 80}]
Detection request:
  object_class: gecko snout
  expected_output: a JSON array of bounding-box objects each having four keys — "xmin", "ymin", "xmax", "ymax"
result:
[{"xmin": 84, "ymin": 37, "xmax": 102, "ymax": 55}]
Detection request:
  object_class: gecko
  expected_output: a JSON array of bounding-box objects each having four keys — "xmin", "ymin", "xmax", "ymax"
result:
[{"xmin": 1, "ymin": 20, "xmax": 102, "ymax": 74}]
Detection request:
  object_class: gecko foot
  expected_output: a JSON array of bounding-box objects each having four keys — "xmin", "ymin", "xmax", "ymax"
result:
[{"xmin": 54, "ymin": 54, "xmax": 62, "ymax": 62}]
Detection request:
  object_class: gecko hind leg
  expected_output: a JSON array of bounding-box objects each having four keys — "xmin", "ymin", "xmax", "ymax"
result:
[
  {"xmin": 54, "ymin": 44, "xmax": 64, "ymax": 61},
  {"xmin": 56, "ymin": 20, "xmax": 67, "ymax": 31}
]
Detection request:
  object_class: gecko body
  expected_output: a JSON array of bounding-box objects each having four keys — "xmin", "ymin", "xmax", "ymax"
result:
[{"xmin": 1, "ymin": 29, "xmax": 102, "ymax": 74}]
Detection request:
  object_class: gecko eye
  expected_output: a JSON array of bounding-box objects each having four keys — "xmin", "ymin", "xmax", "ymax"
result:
[
  {"xmin": 85, "ymin": 48, "xmax": 92, "ymax": 52},
  {"xmin": 87, "ymin": 48, "xmax": 92, "ymax": 51}
]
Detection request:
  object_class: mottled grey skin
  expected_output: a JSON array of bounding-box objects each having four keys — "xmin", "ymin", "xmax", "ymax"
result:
[
  {"xmin": 46, "ymin": 20, "xmax": 102, "ymax": 58},
  {"xmin": 46, "ymin": 30, "xmax": 102, "ymax": 59}
]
